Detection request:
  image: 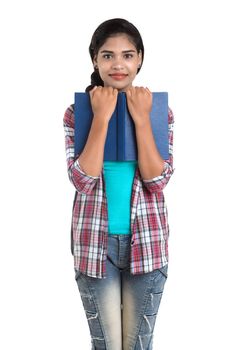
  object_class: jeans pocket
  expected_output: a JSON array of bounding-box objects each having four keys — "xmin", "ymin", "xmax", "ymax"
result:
[
  {"xmin": 143, "ymin": 265, "xmax": 168, "ymax": 319},
  {"xmin": 158, "ymin": 263, "xmax": 168, "ymax": 279},
  {"xmin": 74, "ymin": 269, "xmax": 81, "ymax": 281}
]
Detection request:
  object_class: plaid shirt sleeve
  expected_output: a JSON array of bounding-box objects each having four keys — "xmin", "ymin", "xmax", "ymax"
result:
[
  {"xmin": 142, "ymin": 107, "xmax": 174, "ymax": 193},
  {"xmin": 63, "ymin": 105, "xmax": 100, "ymax": 194}
]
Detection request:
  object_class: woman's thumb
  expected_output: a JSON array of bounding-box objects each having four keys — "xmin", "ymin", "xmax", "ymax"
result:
[{"xmin": 89, "ymin": 85, "xmax": 97, "ymax": 97}]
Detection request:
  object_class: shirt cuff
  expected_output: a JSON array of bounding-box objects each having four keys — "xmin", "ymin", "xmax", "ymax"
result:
[
  {"xmin": 74, "ymin": 158, "xmax": 100, "ymax": 180},
  {"xmin": 142, "ymin": 162, "xmax": 172, "ymax": 183}
]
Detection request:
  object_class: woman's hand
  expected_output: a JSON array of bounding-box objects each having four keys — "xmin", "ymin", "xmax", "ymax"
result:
[
  {"xmin": 126, "ymin": 87, "xmax": 152, "ymax": 127},
  {"xmin": 89, "ymin": 86, "xmax": 118, "ymax": 124}
]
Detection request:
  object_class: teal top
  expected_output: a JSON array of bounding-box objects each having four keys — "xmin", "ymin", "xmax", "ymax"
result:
[{"xmin": 103, "ymin": 161, "xmax": 138, "ymax": 234}]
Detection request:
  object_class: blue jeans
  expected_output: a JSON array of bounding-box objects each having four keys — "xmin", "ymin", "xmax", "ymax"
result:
[{"xmin": 75, "ymin": 234, "xmax": 168, "ymax": 350}]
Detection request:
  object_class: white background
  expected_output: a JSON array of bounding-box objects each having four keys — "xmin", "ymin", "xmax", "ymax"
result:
[{"xmin": 0, "ymin": 0, "xmax": 234, "ymax": 349}]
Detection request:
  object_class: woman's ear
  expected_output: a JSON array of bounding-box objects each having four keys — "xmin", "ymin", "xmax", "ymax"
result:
[
  {"xmin": 138, "ymin": 50, "xmax": 143, "ymax": 67},
  {"xmin": 93, "ymin": 55, "xmax": 98, "ymax": 68}
]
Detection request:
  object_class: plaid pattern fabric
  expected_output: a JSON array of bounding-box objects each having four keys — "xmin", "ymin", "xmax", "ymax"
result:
[{"xmin": 64, "ymin": 104, "xmax": 174, "ymax": 278}]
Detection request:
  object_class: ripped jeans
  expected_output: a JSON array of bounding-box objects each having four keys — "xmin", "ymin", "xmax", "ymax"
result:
[{"xmin": 75, "ymin": 234, "xmax": 168, "ymax": 350}]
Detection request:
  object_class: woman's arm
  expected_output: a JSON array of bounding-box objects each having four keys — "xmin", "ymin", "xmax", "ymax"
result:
[
  {"xmin": 78, "ymin": 118, "xmax": 109, "ymax": 177},
  {"xmin": 126, "ymin": 87, "xmax": 174, "ymax": 191},
  {"xmin": 64, "ymin": 105, "xmax": 101, "ymax": 194},
  {"xmin": 78, "ymin": 86, "xmax": 118, "ymax": 177},
  {"xmin": 64, "ymin": 87, "xmax": 118, "ymax": 194},
  {"xmin": 135, "ymin": 121, "xmax": 165, "ymax": 180},
  {"xmin": 126, "ymin": 87, "xmax": 164, "ymax": 179}
]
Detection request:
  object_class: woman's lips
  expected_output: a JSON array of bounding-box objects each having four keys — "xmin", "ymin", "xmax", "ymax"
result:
[{"xmin": 109, "ymin": 74, "xmax": 128, "ymax": 81}]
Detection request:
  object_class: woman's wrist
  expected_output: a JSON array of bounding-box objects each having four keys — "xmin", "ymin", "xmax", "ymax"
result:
[
  {"xmin": 134, "ymin": 115, "xmax": 151, "ymax": 129},
  {"xmin": 92, "ymin": 115, "xmax": 109, "ymax": 129}
]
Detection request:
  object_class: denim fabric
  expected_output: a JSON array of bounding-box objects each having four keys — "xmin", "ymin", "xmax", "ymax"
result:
[{"xmin": 75, "ymin": 234, "xmax": 168, "ymax": 350}]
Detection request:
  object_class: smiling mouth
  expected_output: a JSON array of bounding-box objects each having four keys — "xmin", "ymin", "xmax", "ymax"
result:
[{"xmin": 109, "ymin": 74, "xmax": 128, "ymax": 80}]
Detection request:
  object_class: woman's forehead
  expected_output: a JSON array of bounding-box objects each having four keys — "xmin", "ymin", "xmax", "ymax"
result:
[{"xmin": 99, "ymin": 34, "xmax": 136, "ymax": 52}]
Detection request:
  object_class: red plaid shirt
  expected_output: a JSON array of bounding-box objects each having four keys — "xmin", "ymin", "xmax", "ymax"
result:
[{"xmin": 64, "ymin": 105, "xmax": 174, "ymax": 278}]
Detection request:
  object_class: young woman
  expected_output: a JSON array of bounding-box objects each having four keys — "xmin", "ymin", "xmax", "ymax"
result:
[{"xmin": 64, "ymin": 18, "xmax": 174, "ymax": 350}]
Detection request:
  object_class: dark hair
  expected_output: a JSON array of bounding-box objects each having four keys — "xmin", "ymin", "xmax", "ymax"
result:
[{"xmin": 85, "ymin": 18, "xmax": 144, "ymax": 92}]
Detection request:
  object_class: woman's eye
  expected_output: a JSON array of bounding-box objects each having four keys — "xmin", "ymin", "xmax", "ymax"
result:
[
  {"xmin": 103, "ymin": 54, "xmax": 112, "ymax": 59},
  {"xmin": 124, "ymin": 54, "xmax": 133, "ymax": 59}
]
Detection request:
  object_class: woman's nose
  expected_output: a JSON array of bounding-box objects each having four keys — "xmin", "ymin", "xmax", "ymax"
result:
[
  {"xmin": 111, "ymin": 57, "xmax": 124, "ymax": 70},
  {"xmin": 112, "ymin": 65, "xmax": 123, "ymax": 70}
]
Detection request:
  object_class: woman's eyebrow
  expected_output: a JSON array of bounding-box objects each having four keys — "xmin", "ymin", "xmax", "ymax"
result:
[{"xmin": 100, "ymin": 49, "xmax": 136, "ymax": 53}]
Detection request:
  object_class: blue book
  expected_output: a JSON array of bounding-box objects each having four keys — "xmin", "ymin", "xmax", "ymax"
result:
[{"xmin": 74, "ymin": 92, "xmax": 169, "ymax": 161}]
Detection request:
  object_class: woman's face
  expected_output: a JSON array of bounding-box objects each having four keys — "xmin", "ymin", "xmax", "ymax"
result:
[{"xmin": 93, "ymin": 34, "xmax": 142, "ymax": 91}]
